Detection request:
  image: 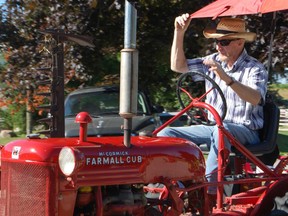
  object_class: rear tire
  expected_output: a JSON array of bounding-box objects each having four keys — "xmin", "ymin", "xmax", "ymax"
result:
[{"xmin": 252, "ymin": 176, "xmax": 288, "ymax": 216}]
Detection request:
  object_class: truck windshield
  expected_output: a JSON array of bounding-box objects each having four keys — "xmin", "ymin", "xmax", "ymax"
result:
[{"xmin": 64, "ymin": 91, "xmax": 148, "ymax": 116}]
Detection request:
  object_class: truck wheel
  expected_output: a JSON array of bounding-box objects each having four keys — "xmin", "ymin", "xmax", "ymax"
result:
[
  {"xmin": 144, "ymin": 206, "xmax": 162, "ymax": 216},
  {"xmin": 176, "ymin": 71, "xmax": 227, "ymax": 126}
]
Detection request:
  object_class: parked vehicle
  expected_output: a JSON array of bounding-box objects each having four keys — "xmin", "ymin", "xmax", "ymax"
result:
[{"xmin": 64, "ymin": 86, "xmax": 164, "ymax": 137}]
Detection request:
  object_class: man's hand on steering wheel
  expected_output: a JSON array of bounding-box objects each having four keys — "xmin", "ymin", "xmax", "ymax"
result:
[{"xmin": 203, "ymin": 59, "xmax": 233, "ymax": 85}]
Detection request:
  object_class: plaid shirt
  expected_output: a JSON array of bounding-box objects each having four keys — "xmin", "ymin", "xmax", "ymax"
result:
[{"xmin": 187, "ymin": 49, "xmax": 268, "ymax": 130}]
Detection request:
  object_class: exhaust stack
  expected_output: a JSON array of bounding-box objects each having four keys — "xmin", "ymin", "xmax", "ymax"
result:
[{"xmin": 119, "ymin": 1, "xmax": 138, "ymax": 148}]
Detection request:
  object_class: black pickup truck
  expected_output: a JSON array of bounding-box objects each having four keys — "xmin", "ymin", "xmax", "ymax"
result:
[{"xmin": 64, "ymin": 86, "xmax": 165, "ymax": 137}]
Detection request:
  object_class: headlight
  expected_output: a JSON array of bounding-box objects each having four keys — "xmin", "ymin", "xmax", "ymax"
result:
[{"xmin": 59, "ymin": 147, "xmax": 84, "ymax": 176}]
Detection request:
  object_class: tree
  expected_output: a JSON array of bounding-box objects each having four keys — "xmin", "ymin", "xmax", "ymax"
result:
[{"xmin": 0, "ymin": 0, "xmax": 97, "ymax": 132}]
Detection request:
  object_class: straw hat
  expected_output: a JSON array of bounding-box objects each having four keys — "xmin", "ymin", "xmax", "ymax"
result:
[{"xmin": 203, "ymin": 18, "xmax": 256, "ymax": 42}]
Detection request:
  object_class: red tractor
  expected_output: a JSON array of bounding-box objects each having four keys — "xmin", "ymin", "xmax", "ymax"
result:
[{"xmin": 1, "ymin": 69, "xmax": 288, "ymax": 216}]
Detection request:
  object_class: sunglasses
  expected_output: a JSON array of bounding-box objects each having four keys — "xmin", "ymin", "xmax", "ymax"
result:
[{"xmin": 214, "ymin": 39, "xmax": 239, "ymax": 46}]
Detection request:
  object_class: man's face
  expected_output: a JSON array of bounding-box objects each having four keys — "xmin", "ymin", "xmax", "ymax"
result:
[{"xmin": 215, "ymin": 39, "xmax": 244, "ymax": 62}]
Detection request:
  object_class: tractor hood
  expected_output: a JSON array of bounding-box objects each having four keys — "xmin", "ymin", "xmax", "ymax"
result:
[{"xmin": 1, "ymin": 136, "xmax": 206, "ymax": 186}]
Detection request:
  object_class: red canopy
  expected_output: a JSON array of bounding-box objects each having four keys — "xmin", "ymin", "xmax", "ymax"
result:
[
  {"xmin": 190, "ymin": 0, "xmax": 288, "ymax": 19},
  {"xmin": 261, "ymin": 0, "xmax": 288, "ymax": 13}
]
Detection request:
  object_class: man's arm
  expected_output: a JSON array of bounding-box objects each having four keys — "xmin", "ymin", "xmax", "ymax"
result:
[
  {"xmin": 229, "ymin": 80, "xmax": 262, "ymax": 105},
  {"xmin": 171, "ymin": 13, "xmax": 192, "ymax": 73},
  {"xmin": 203, "ymin": 59, "xmax": 263, "ymax": 105}
]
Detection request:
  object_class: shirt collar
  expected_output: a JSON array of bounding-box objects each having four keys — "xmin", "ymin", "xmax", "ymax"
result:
[{"xmin": 216, "ymin": 49, "xmax": 248, "ymax": 73}]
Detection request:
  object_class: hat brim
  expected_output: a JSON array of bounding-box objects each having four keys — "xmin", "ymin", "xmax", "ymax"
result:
[{"xmin": 203, "ymin": 28, "xmax": 256, "ymax": 42}]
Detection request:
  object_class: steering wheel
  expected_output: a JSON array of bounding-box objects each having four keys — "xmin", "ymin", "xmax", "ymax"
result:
[{"xmin": 176, "ymin": 71, "xmax": 227, "ymax": 126}]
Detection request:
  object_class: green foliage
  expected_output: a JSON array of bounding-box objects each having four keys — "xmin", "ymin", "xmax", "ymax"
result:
[
  {"xmin": 270, "ymin": 84, "xmax": 288, "ymax": 89},
  {"xmin": 0, "ymin": 103, "xmax": 26, "ymax": 133},
  {"xmin": 11, "ymin": 105, "xmax": 26, "ymax": 133},
  {"xmin": 0, "ymin": 109, "xmax": 12, "ymax": 130},
  {"xmin": 0, "ymin": 0, "xmax": 287, "ymax": 131}
]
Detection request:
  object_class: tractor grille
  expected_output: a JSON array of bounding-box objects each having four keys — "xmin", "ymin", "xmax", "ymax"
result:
[{"xmin": 0, "ymin": 161, "xmax": 56, "ymax": 216}]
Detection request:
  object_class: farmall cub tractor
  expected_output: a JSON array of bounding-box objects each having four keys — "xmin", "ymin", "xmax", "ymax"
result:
[
  {"xmin": 1, "ymin": 72, "xmax": 288, "ymax": 216},
  {"xmin": 1, "ymin": 3, "xmax": 288, "ymax": 216}
]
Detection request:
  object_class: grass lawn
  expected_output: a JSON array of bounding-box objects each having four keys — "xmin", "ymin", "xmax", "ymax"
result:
[
  {"xmin": 0, "ymin": 136, "xmax": 26, "ymax": 145},
  {"xmin": 278, "ymin": 130, "xmax": 288, "ymax": 154},
  {"xmin": 270, "ymin": 84, "xmax": 288, "ymax": 100},
  {"xmin": 270, "ymin": 83, "xmax": 288, "ymax": 154}
]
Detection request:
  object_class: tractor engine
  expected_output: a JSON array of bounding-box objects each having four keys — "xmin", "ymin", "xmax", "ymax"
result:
[
  {"xmin": 74, "ymin": 184, "xmax": 146, "ymax": 215},
  {"xmin": 74, "ymin": 181, "xmax": 205, "ymax": 215}
]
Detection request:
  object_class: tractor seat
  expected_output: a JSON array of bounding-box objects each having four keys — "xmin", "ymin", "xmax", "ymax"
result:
[
  {"xmin": 243, "ymin": 96, "xmax": 280, "ymax": 155},
  {"xmin": 200, "ymin": 95, "xmax": 280, "ymax": 164}
]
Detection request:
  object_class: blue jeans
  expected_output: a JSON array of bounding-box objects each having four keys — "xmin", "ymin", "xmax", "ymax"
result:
[{"xmin": 157, "ymin": 123, "xmax": 260, "ymax": 194}]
